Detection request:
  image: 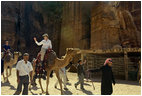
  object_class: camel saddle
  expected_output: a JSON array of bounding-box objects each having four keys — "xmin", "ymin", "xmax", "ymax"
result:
[
  {"xmin": 36, "ymin": 49, "xmax": 57, "ymax": 66},
  {"xmin": 3, "ymin": 51, "xmax": 11, "ymax": 62},
  {"xmin": 43, "ymin": 49, "xmax": 57, "ymax": 66}
]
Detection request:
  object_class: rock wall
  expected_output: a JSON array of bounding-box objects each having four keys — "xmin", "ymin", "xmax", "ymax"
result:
[
  {"xmin": 117, "ymin": 1, "xmax": 141, "ymax": 48},
  {"xmin": 1, "ymin": 1, "xmax": 141, "ymax": 60},
  {"xmin": 59, "ymin": 2, "xmax": 92, "ymax": 56},
  {"xmin": 60, "ymin": 1, "xmax": 141, "ymax": 56},
  {"xmin": 91, "ymin": 1, "xmax": 141, "ymax": 49},
  {"xmin": 1, "ymin": 1, "xmax": 62, "ymax": 60}
]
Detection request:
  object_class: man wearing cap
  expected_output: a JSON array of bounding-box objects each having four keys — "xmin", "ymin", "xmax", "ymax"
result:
[
  {"xmin": 14, "ymin": 53, "xmax": 33, "ymax": 95},
  {"xmin": 34, "ymin": 33, "xmax": 52, "ymax": 65},
  {"xmin": 75, "ymin": 59, "xmax": 86, "ymax": 90}
]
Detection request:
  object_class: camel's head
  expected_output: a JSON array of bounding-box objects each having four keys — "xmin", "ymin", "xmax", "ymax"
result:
[
  {"xmin": 66, "ymin": 48, "xmax": 80, "ymax": 57},
  {"xmin": 14, "ymin": 52, "xmax": 22, "ymax": 56}
]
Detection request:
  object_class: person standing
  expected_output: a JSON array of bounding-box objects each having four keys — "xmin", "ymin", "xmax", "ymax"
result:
[
  {"xmin": 88, "ymin": 58, "xmax": 115, "ymax": 95},
  {"xmin": 75, "ymin": 59, "xmax": 86, "ymax": 90},
  {"xmin": 54, "ymin": 67, "xmax": 68, "ymax": 90},
  {"xmin": 14, "ymin": 53, "xmax": 33, "ymax": 95}
]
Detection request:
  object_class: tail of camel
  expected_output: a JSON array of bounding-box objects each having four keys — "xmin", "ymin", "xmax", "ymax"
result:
[
  {"xmin": 30, "ymin": 48, "xmax": 80, "ymax": 95},
  {"xmin": 2, "ymin": 52, "xmax": 21, "ymax": 83}
]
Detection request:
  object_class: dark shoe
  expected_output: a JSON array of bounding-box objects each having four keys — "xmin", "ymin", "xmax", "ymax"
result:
[
  {"xmin": 64, "ymin": 88, "xmax": 68, "ymax": 90},
  {"xmin": 54, "ymin": 85, "xmax": 57, "ymax": 89},
  {"xmin": 50, "ymin": 71, "xmax": 53, "ymax": 78},
  {"xmin": 81, "ymin": 88, "xmax": 85, "ymax": 90},
  {"xmin": 13, "ymin": 91, "xmax": 21, "ymax": 95},
  {"xmin": 42, "ymin": 75, "xmax": 46, "ymax": 80},
  {"xmin": 74, "ymin": 84, "xmax": 77, "ymax": 89}
]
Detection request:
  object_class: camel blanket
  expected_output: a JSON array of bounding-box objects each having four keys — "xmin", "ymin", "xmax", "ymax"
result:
[
  {"xmin": 4, "ymin": 53, "xmax": 11, "ymax": 62},
  {"xmin": 44, "ymin": 50, "xmax": 57, "ymax": 66}
]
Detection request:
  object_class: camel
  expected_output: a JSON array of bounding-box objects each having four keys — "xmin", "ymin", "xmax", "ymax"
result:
[
  {"xmin": 45, "ymin": 48, "xmax": 80, "ymax": 95},
  {"xmin": 2, "ymin": 52, "xmax": 21, "ymax": 82},
  {"xmin": 30, "ymin": 48, "xmax": 80, "ymax": 95}
]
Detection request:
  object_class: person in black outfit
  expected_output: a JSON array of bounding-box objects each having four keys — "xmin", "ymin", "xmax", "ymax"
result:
[
  {"xmin": 75, "ymin": 59, "xmax": 86, "ymax": 90},
  {"xmin": 89, "ymin": 58, "xmax": 115, "ymax": 95}
]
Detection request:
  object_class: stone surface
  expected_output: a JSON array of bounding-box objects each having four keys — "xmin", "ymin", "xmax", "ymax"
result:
[
  {"xmin": 90, "ymin": 1, "xmax": 141, "ymax": 49},
  {"xmin": 1, "ymin": 1, "xmax": 141, "ymax": 59},
  {"xmin": 59, "ymin": 2, "xmax": 93, "ymax": 56},
  {"xmin": 1, "ymin": 68, "xmax": 141, "ymax": 95},
  {"xmin": 1, "ymin": 1, "xmax": 62, "ymax": 60}
]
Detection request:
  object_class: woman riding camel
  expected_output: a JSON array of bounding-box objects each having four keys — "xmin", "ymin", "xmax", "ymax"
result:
[{"xmin": 34, "ymin": 33, "xmax": 52, "ymax": 66}]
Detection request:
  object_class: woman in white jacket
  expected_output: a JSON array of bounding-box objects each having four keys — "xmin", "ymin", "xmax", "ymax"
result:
[{"xmin": 34, "ymin": 33, "xmax": 52, "ymax": 65}]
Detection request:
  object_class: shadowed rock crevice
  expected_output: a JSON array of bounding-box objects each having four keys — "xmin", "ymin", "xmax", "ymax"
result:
[{"xmin": 1, "ymin": 1, "xmax": 141, "ymax": 60}]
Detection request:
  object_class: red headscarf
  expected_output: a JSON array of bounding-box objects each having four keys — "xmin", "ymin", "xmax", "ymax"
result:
[{"xmin": 104, "ymin": 58, "xmax": 112, "ymax": 66}]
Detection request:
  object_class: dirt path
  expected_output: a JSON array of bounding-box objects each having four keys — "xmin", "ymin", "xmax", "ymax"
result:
[{"xmin": 1, "ymin": 68, "xmax": 141, "ymax": 95}]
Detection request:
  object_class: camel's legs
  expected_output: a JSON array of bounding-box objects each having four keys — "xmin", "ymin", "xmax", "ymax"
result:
[
  {"xmin": 46, "ymin": 70, "xmax": 51, "ymax": 95},
  {"xmin": 6, "ymin": 68, "xmax": 9, "ymax": 82},
  {"xmin": 39, "ymin": 78, "xmax": 44, "ymax": 93},
  {"xmin": 8, "ymin": 67, "xmax": 12, "ymax": 77},
  {"xmin": 86, "ymin": 71, "xmax": 90, "ymax": 82},
  {"xmin": 55, "ymin": 69, "xmax": 63, "ymax": 95},
  {"xmin": 2, "ymin": 73, "xmax": 5, "ymax": 82}
]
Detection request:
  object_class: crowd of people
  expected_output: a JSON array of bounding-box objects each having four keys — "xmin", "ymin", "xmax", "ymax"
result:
[{"xmin": 1, "ymin": 33, "xmax": 116, "ymax": 95}]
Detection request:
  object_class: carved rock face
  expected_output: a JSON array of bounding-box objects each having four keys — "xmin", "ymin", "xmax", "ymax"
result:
[
  {"xmin": 1, "ymin": 2, "xmax": 62, "ymax": 60},
  {"xmin": 91, "ymin": 1, "xmax": 141, "ymax": 50},
  {"xmin": 1, "ymin": 1, "xmax": 141, "ymax": 60}
]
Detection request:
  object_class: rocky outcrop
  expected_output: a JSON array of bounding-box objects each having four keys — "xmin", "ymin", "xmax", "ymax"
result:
[
  {"xmin": 1, "ymin": 1, "xmax": 141, "ymax": 60},
  {"xmin": 59, "ymin": 2, "xmax": 92, "ymax": 56},
  {"xmin": 1, "ymin": 1, "xmax": 62, "ymax": 60},
  {"xmin": 90, "ymin": 1, "xmax": 141, "ymax": 49},
  {"xmin": 60, "ymin": 1, "xmax": 141, "ymax": 56},
  {"xmin": 91, "ymin": 2, "xmax": 121, "ymax": 50},
  {"xmin": 117, "ymin": 1, "xmax": 141, "ymax": 48}
]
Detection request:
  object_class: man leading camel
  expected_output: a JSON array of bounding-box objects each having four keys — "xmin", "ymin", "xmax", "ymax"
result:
[{"xmin": 14, "ymin": 53, "xmax": 33, "ymax": 95}]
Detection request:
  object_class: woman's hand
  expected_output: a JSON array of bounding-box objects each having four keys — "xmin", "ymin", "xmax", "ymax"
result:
[{"xmin": 34, "ymin": 37, "xmax": 37, "ymax": 42}]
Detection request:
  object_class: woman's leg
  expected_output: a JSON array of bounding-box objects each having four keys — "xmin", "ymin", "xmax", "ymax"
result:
[{"xmin": 40, "ymin": 48, "xmax": 46, "ymax": 62}]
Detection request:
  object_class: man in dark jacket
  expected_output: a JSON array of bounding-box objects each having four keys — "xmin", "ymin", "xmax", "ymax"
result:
[
  {"xmin": 74, "ymin": 59, "xmax": 86, "ymax": 90},
  {"xmin": 88, "ymin": 58, "xmax": 115, "ymax": 95},
  {"xmin": 2, "ymin": 41, "xmax": 11, "ymax": 59},
  {"xmin": 3, "ymin": 41, "xmax": 11, "ymax": 52}
]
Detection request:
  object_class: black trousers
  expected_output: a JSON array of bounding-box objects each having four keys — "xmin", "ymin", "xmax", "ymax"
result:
[{"xmin": 14, "ymin": 75, "xmax": 29, "ymax": 95}]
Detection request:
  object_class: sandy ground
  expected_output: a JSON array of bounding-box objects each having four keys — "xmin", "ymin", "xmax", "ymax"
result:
[{"xmin": 1, "ymin": 68, "xmax": 141, "ymax": 95}]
